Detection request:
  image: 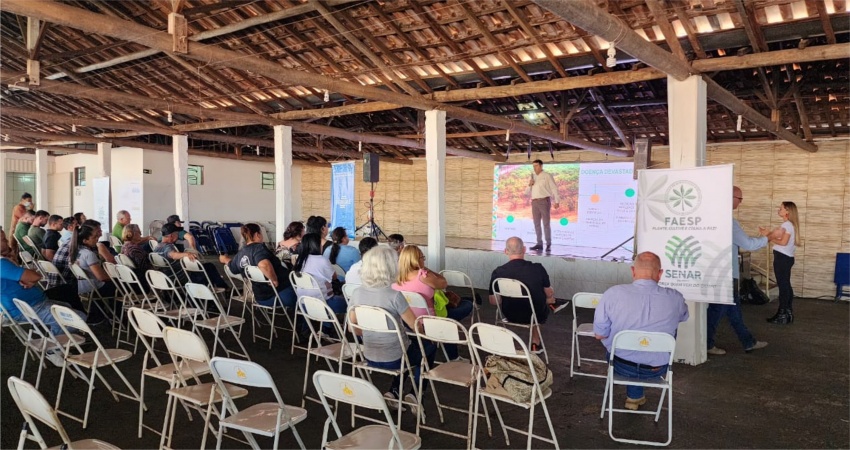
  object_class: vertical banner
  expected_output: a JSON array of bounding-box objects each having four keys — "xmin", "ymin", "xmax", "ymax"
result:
[
  {"xmin": 330, "ymin": 161, "xmax": 355, "ymax": 237},
  {"xmin": 636, "ymin": 165, "xmax": 733, "ymax": 303},
  {"xmin": 92, "ymin": 177, "xmax": 110, "ymax": 230}
]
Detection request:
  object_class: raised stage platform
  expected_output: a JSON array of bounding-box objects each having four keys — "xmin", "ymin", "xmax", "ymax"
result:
[{"xmin": 402, "ymin": 235, "xmax": 634, "ymax": 297}]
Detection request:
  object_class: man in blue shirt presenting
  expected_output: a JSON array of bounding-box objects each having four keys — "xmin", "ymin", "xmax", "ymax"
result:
[{"xmin": 593, "ymin": 251, "xmax": 689, "ymax": 411}]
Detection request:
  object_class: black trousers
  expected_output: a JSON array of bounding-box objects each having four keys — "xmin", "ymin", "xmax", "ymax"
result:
[{"xmin": 773, "ymin": 250, "xmax": 795, "ymax": 310}]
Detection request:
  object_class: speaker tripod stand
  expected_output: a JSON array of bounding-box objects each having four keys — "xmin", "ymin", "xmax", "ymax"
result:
[{"xmin": 355, "ymin": 183, "xmax": 388, "ymax": 240}]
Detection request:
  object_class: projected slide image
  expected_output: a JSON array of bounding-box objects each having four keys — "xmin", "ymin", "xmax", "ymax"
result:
[
  {"xmin": 492, "ymin": 162, "xmax": 637, "ymax": 250},
  {"xmin": 493, "ymin": 164, "xmax": 579, "ymax": 223}
]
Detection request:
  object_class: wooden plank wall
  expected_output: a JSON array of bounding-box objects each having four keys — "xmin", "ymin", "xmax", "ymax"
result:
[{"xmin": 299, "ymin": 139, "xmax": 850, "ymax": 299}]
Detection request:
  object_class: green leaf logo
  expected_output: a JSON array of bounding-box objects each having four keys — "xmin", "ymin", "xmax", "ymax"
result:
[{"xmin": 664, "ymin": 181, "xmax": 702, "ymax": 216}]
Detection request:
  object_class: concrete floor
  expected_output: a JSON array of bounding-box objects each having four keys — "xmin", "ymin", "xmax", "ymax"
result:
[{"xmin": 2, "ymin": 292, "xmax": 848, "ymax": 449}]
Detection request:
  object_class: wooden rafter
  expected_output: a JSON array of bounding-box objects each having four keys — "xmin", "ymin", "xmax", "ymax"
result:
[
  {"xmin": 670, "ymin": 1, "xmax": 707, "ymax": 59},
  {"xmin": 808, "ymin": 0, "xmax": 837, "ymax": 45},
  {"xmin": 645, "ymin": 0, "xmax": 687, "ymax": 61}
]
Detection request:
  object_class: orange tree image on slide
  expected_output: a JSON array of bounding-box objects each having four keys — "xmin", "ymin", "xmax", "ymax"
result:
[{"xmin": 495, "ymin": 164, "xmax": 579, "ymax": 224}]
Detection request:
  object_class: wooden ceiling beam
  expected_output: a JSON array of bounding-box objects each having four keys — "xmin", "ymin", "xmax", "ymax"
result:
[
  {"xmin": 734, "ymin": 0, "xmax": 769, "ymax": 52},
  {"xmin": 532, "ymin": 0, "xmax": 818, "ymax": 152},
  {"xmin": 808, "ymin": 0, "xmax": 837, "ymax": 44},
  {"xmin": 671, "ymin": 2, "xmax": 707, "ymax": 59},
  {"xmin": 1, "ymin": 106, "xmax": 174, "ymax": 134},
  {"xmin": 503, "ymin": 2, "xmax": 569, "ymax": 78},
  {"xmin": 2, "ymin": 1, "xmax": 622, "ymax": 156},
  {"xmin": 645, "ymin": 0, "xmax": 687, "ymax": 61},
  {"xmin": 589, "ymin": 89, "xmax": 632, "ymax": 150}
]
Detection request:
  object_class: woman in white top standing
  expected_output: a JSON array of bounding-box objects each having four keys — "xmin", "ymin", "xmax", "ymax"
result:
[{"xmin": 767, "ymin": 201, "xmax": 800, "ymax": 324}]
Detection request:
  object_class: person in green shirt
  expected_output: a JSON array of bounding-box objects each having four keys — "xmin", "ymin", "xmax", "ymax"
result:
[
  {"xmin": 113, "ymin": 209, "xmax": 131, "ymax": 241},
  {"xmin": 26, "ymin": 210, "xmax": 50, "ymax": 249},
  {"xmin": 14, "ymin": 210, "xmax": 35, "ymax": 254}
]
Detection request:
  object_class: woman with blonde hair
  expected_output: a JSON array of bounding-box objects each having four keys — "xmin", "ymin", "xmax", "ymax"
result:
[
  {"xmin": 393, "ymin": 244, "xmax": 473, "ymax": 361},
  {"xmin": 767, "ymin": 201, "xmax": 801, "ymax": 324}
]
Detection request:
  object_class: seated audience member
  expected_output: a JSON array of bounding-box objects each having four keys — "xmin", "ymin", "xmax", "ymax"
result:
[
  {"xmin": 73, "ymin": 212, "xmax": 87, "ymax": 225},
  {"xmin": 163, "ymin": 215, "xmax": 197, "ymax": 250},
  {"xmin": 1, "ymin": 230, "xmax": 88, "ymax": 336},
  {"xmin": 488, "ymin": 236, "xmax": 555, "ymax": 354},
  {"xmin": 348, "ymin": 246, "xmax": 436, "ymax": 408},
  {"xmin": 323, "ymin": 227, "xmax": 361, "ymax": 279},
  {"xmin": 14, "ymin": 210, "xmax": 35, "ymax": 253},
  {"xmin": 276, "ymin": 221, "xmax": 305, "ymax": 266},
  {"xmin": 41, "ymin": 215, "xmax": 64, "ymax": 260},
  {"xmin": 221, "ymin": 223, "xmax": 295, "ymax": 307},
  {"xmin": 81, "ymin": 219, "xmax": 116, "ymax": 264},
  {"xmin": 593, "ymin": 251, "xmax": 689, "ymax": 411},
  {"xmin": 293, "ymin": 233, "xmax": 346, "ymax": 314},
  {"xmin": 26, "ymin": 210, "xmax": 50, "ymax": 249},
  {"xmin": 345, "ymin": 237, "xmax": 378, "ymax": 285},
  {"xmin": 112, "ymin": 210, "xmax": 131, "ymax": 241},
  {"xmin": 121, "ymin": 224, "xmax": 153, "ymax": 289},
  {"xmin": 394, "ymin": 244, "xmax": 472, "ymax": 361},
  {"xmin": 306, "ymin": 216, "xmax": 331, "ymax": 253},
  {"xmin": 58, "ymin": 217, "xmax": 77, "ymax": 246},
  {"xmin": 387, "ymin": 234, "xmax": 405, "ymax": 256},
  {"xmin": 156, "ymin": 223, "xmax": 227, "ymax": 290},
  {"xmin": 71, "ymin": 225, "xmax": 118, "ymax": 300}
]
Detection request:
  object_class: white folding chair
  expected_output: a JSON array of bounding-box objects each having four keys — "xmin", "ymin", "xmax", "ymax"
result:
[
  {"xmin": 341, "ymin": 283, "xmax": 360, "ymax": 303},
  {"xmin": 469, "ymin": 323, "xmax": 559, "ymax": 450},
  {"xmin": 36, "ymin": 260, "xmax": 68, "ymax": 285},
  {"xmin": 244, "ymin": 265, "xmax": 297, "ymax": 349},
  {"xmin": 149, "ymin": 251, "xmax": 183, "ymax": 287},
  {"xmin": 50, "ymin": 304, "xmax": 143, "ymax": 429},
  {"xmin": 146, "ymin": 269, "xmax": 202, "ymax": 330},
  {"xmin": 441, "ymin": 269, "xmax": 482, "ymax": 325},
  {"xmin": 600, "ymin": 331, "xmax": 676, "ymax": 446},
  {"xmin": 127, "ymin": 307, "xmax": 207, "ymax": 438},
  {"xmin": 160, "ymin": 327, "xmax": 248, "ymax": 450},
  {"xmin": 7, "ymin": 376, "xmax": 120, "ymax": 450},
  {"xmin": 109, "ymin": 235, "xmax": 123, "ymax": 252},
  {"xmin": 70, "ymin": 263, "xmax": 115, "ymax": 323},
  {"xmin": 1, "ymin": 303, "xmax": 40, "ymax": 378},
  {"xmin": 181, "ymin": 256, "xmax": 226, "ymax": 296},
  {"xmin": 22, "ymin": 235, "xmax": 43, "ymax": 260},
  {"xmin": 210, "ymin": 357, "xmax": 308, "ymax": 450},
  {"xmin": 415, "ymin": 315, "xmax": 492, "ymax": 449},
  {"xmin": 116, "ymin": 253, "xmax": 137, "ymax": 269},
  {"xmin": 332, "ymin": 263, "xmax": 346, "ymax": 279},
  {"xmin": 13, "ymin": 298, "xmax": 86, "ymax": 389},
  {"xmin": 148, "ymin": 239, "xmax": 159, "ymax": 252},
  {"xmin": 570, "ymin": 292, "xmax": 606, "ymax": 379},
  {"xmin": 347, "ymin": 304, "xmax": 423, "ymax": 428},
  {"xmin": 106, "ymin": 262, "xmax": 146, "ymax": 348},
  {"xmin": 490, "ymin": 278, "xmax": 549, "ymax": 363},
  {"xmin": 400, "ymin": 290, "xmax": 449, "ymax": 361},
  {"xmin": 185, "ymin": 283, "xmax": 250, "ymax": 360},
  {"xmin": 223, "ymin": 264, "xmax": 250, "ymax": 318},
  {"xmin": 289, "ymin": 271, "xmax": 325, "ymax": 354},
  {"xmin": 312, "ymin": 370, "xmax": 421, "ymax": 450},
  {"xmin": 298, "ymin": 295, "xmax": 358, "ymax": 407},
  {"xmin": 19, "ymin": 249, "xmax": 40, "ymax": 270}
]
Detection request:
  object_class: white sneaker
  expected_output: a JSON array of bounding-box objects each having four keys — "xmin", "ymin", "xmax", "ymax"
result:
[
  {"xmin": 448, "ymin": 356, "xmax": 469, "ymax": 363},
  {"xmin": 707, "ymin": 346, "xmax": 727, "ymax": 355},
  {"xmin": 383, "ymin": 392, "xmax": 405, "ymax": 412},
  {"xmin": 404, "ymin": 393, "xmax": 425, "ymax": 421},
  {"xmin": 44, "ymin": 349, "xmax": 65, "ymax": 367}
]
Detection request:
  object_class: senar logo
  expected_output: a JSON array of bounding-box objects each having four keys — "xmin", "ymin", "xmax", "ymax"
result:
[
  {"xmin": 665, "ymin": 236, "xmax": 702, "ymax": 269},
  {"xmin": 665, "ymin": 180, "xmax": 701, "ymax": 216}
]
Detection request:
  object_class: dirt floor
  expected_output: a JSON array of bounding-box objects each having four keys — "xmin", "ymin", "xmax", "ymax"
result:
[{"xmin": 2, "ymin": 288, "xmax": 848, "ymax": 449}]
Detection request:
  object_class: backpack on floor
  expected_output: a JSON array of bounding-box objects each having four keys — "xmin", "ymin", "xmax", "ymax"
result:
[
  {"xmin": 741, "ymin": 277, "xmax": 770, "ymax": 305},
  {"xmin": 484, "ymin": 353, "xmax": 553, "ymax": 403}
]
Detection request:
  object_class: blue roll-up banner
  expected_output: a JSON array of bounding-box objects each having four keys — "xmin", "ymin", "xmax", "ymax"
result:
[{"xmin": 330, "ymin": 161, "xmax": 356, "ymax": 237}]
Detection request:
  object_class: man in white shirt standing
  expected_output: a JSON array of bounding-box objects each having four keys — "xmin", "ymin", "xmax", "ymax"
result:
[{"xmin": 527, "ymin": 159, "xmax": 560, "ymax": 252}]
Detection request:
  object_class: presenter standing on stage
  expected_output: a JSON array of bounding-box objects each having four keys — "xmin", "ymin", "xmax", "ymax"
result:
[{"xmin": 527, "ymin": 159, "xmax": 560, "ymax": 252}]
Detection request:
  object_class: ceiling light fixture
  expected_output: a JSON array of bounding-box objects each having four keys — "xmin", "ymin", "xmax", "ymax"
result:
[
  {"xmin": 255, "ymin": 145, "xmax": 260, "ymax": 155},
  {"xmin": 323, "ymin": 89, "xmax": 330, "ymax": 102},
  {"xmin": 606, "ymin": 46, "xmax": 617, "ymax": 68},
  {"xmin": 736, "ymin": 115, "xmax": 743, "ymax": 132},
  {"xmin": 71, "ymin": 124, "xmax": 76, "ymax": 132},
  {"xmin": 358, "ymin": 141, "xmax": 362, "ymax": 152},
  {"xmin": 166, "ymin": 111, "xmax": 173, "ymax": 123}
]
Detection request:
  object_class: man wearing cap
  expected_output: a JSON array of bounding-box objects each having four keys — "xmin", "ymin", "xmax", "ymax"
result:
[
  {"xmin": 164, "ymin": 214, "xmax": 197, "ymax": 251},
  {"xmin": 156, "ymin": 222, "xmax": 227, "ymax": 291}
]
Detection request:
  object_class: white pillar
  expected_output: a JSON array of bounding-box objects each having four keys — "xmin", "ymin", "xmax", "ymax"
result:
[
  {"xmin": 274, "ymin": 125, "xmax": 293, "ymax": 233},
  {"xmin": 173, "ymin": 135, "xmax": 189, "ymax": 222},
  {"xmin": 425, "ymin": 110, "xmax": 446, "ymax": 271},
  {"xmin": 668, "ymin": 75, "xmax": 708, "ymax": 365},
  {"xmin": 35, "ymin": 148, "xmax": 49, "ymax": 212},
  {"xmin": 97, "ymin": 142, "xmax": 112, "ymax": 178},
  {"xmin": 0, "ymin": 152, "xmax": 7, "ymax": 231}
]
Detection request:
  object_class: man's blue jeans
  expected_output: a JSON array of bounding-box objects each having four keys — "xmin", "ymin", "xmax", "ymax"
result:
[
  {"xmin": 366, "ymin": 340, "xmax": 437, "ymax": 398},
  {"xmin": 444, "ymin": 300, "xmax": 474, "ymax": 360},
  {"xmin": 612, "ymin": 357, "xmax": 668, "ymax": 400},
  {"xmin": 707, "ymin": 278, "xmax": 755, "ymax": 349}
]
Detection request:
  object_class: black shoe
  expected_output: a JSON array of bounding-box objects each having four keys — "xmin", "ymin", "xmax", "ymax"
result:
[
  {"xmin": 529, "ymin": 244, "xmax": 543, "ymax": 251},
  {"xmin": 545, "ymin": 244, "xmax": 551, "ymax": 252},
  {"xmin": 766, "ymin": 309, "xmax": 782, "ymax": 322},
  {"xmin": 767, "ymin": 309, "xmax": 792, "ymax": 325}
]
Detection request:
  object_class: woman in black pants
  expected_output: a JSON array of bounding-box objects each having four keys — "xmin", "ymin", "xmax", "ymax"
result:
[{"xmin": 767, "ymin": 201, "xmax": 800, "ymax": 324}]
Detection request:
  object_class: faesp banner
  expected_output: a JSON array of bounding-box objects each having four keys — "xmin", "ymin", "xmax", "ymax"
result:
[
  {"xmin": 636, "ymin": 165, "xmax": 733, "ymax": 304},
  {"xmin": 330, "ymin": 161, "xmax": 355, "ymax": 238}
]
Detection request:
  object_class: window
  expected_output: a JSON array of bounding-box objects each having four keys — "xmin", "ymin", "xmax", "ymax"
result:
[
  {"xmin": 261, "ymin": 172, "xmax": 275, "ymax": 190},
  {"xmin": 187, "ymin": 165, "xmax": 204, "ymax": 185},
  {"xmin": 74, "ymin": 167, "xmax": 86, "ymax": 187}
]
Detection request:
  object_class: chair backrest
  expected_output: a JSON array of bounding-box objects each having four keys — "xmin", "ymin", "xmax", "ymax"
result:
[
  {"xmin": 185, "ymin": 282, "xmax": 225, "ymax": 314},
  {"xmin": 299, "ymin": 296, "xmax": 338, "ymax": 324},
  {"xmin": 349, "ymin": 304, "xmax": 399, "ymax": 334},
  {"xmin": 36, "ymin": 260, "xmax": 66, "ymax": 284},
  {"xmin": 341, "ymin": 283, "xmax": 359, "ymax": 302},
  {"xmin": 109, "ymin": 235, "xmax": 122, "ymax": 248},
  {"xmin": 127, "ymin": 307, "xmax": 166, "ymax": 339},
  {"xmin": 400, "ymin": 290, "xmax": 430, "ymax": 311},
  {"xmin": 1, "ymin": 302, "xmax": 31, "ymax": 346},
  {"xmin": 163, "ymin": 326, "xmax": 210, "ymax": 365},
  {"xmin": 331, "ymin": 264, "xmax": 346, "ymax": 278},
  {"xmin": 103, "ymin": 261, "xmax": 120, "ymax": 279},
  {"xmin": 415, "ymin": 315, "xmax": 468, "ymax": 345},
  {"xmin": 146, "ymin": 269, "xmax": 176, "ymax": 291},
  {"xmin": 69, "ymin": 263, "xmax": 90, "ymax": 281},
  {"xmin": 50, "ymin": 304, "xmax": 105, "ymax": 354},
  {"xmin": 244, "ymin": 265, "xmax": 269, "ymax": 284},
  {"xmin": 469, "ymin": 322, "xmax": 527, "ymax": 358},
  {"xmin": 210, "ymin": 357, "xmax": 276, "ymax": 390},
  {"xmin": 19, "ymin": 249, "xmax": 36, "ymax": 266},
  {"xmin": 572, "ymin": 292, "xmax": 602, "ymax": 310},
  {"xmin": 7, "ymin": 376, "xmax": 72, "ymax": 444},
  {"xmin": 491, "ymin": 278, "xmax": 532, "ymax": 299},
  {"xmin": 149, "ymin": 252, "xmax": 170, "ymax": 269},
  {"xmin": 148, "ymin": 239, "xmax": 158, "ymax": 252},
  {"xmin": 13, "ymin": 298, "xmax": 57, "ymax": 343},
  {"xmin": 115, "ymin": 264, "xmax": 142, "ymax": 286},
  {"xmin": 22, "ymin": 235, "xmax": 40, "ymax": 252},
  {"xmin": 610, "ymin": 330, "xmax": 677, "ymax": 366},
  {"xmin": 223, "ymin": 264, "xmax": 244, "ymax": 285},
  {"xmin": 441, "ymin": 269, "xmax": 474, "ymax": 292},
  {"xmin": 289, "ymin": 271, "xmax": 323, "ymax": 299},
  {"xmin": 116, "ymin": 253, "xmax": 136, "ymax": 269},
  {"xmin": 181, "ymin": 256, "xmax": 204, "ymax": 273}
]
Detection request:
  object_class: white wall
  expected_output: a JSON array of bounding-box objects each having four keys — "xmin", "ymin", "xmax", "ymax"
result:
[
  {"xmin": 53, "ymin": 152, "xmax": 98, "ymax": 219},
  {"xmin": 110, "ymin": 147, "xmax": 145, "ymax": 230}
]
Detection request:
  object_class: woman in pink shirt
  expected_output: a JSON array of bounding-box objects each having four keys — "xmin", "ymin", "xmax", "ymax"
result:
[{"xmin": 392, "ymin": 245, "xmax": 447, "ymax": 317}]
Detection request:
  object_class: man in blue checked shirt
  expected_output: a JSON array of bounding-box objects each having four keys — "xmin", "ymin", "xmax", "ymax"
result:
[{"xmin": 593, "ymin": 251, "xmax": 689, "ymax": 411}]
